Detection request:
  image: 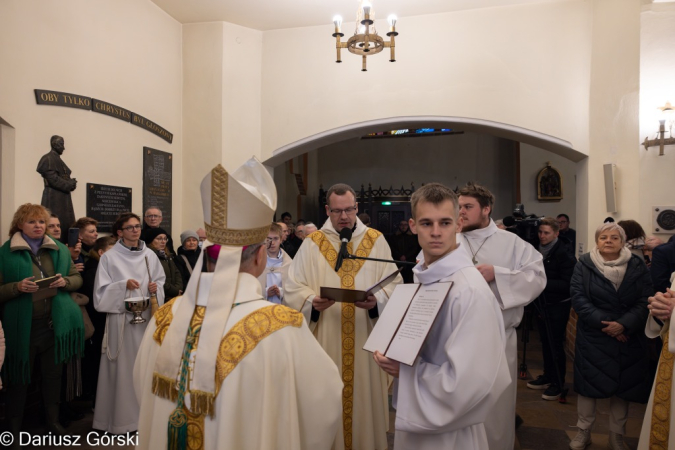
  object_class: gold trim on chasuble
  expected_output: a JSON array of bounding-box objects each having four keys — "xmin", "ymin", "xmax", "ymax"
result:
[
  {"xmin": 650, "ymin": 321, "xmax": 674, "ymax": 450},
  {"xmin": 153, "ymin": 303, "xmax": 303, "ymax": 450},
  {"xmin": 311, "ymin": 229, "xmax": 381, "ymax": 450}
]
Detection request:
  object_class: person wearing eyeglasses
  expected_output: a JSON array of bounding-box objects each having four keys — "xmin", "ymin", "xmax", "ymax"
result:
[
  {"xmin": 286, "ymin": 183, "xmax": 402, "ymax": 450},
  {"xmin": 146, "ymin": 228, "xmax": 183, "ymax": 299},
  {"xmin": 257, "ymin": 223, "xmax": 292, "ymax": 304},
  {"xmin": 92, "ymin": 212, "xmax": 165, "ymax": 434},
  {"xmin": 140, "ymin": 207, "xmax": 176, "ymax": 256}
]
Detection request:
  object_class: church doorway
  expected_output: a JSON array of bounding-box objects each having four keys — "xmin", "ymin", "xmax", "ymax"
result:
[{"xmin": 264, "ymin": 116, "xmax": 587, "ymax": 237}]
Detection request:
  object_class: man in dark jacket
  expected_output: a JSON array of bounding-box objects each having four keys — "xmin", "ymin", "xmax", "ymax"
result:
[
  {"xmin": 651, "ymin": 240, "xmax": 675, "ymax": 293},
  {"xmin": 526, "ymin": 217, "xmax": 576, "ymax": 400}
]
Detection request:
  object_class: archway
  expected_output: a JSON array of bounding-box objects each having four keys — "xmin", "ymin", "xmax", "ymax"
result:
[{"xmin": 264, "ymin": 116, "xmax": 586, "ymax": 234}]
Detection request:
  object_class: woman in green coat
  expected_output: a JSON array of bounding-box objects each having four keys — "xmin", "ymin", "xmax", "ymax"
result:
[{"xmin": 0, "ymin": 203, "xmax": 83, "ymax": 444}]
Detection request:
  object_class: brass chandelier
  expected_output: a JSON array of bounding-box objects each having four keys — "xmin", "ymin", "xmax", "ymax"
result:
[{"xmin": 332, "ymin": 1, "xmax": 398, "ymax": 72}]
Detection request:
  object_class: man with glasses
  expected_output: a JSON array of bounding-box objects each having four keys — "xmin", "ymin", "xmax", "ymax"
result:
[
  {"xmin": 556, "ymin": 214, "xmax": 576, "ymax": 257},
  {"xmin": 286, "ymin": 183, "xmax": 402, "ymax": 450},
  {"xmin": 257, "ymin": 223, "xmax": 292, "ymax": 304},
  {"xmin": 140, "ymin": 207, "xmax": 176, "ymax": 256}
]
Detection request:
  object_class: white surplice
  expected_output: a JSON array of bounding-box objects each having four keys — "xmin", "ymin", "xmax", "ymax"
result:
[
  {"xmin": 460, "ymin": 219, "xmax": 546, "ymax": 450},
  {"xmin": 285, "ymin": 218, "xmax": 403, "ymax": 450},
  {"xmin": 394, "ymin": 245, "xmax": 511, "ymax": 450},
  {"xmin": 134, "ymin": 273, "xmax": 343, "ymax": 450},
  {"xmin": 93, "ymin": 241, "xmax": 165, "ymax": 433}
]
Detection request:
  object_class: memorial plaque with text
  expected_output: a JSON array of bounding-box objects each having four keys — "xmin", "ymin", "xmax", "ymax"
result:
[
  {"xmin": 143, "ymin": 147, "xmax": 172, "ymax": 235},
  {"xmin": 86, "ymin": 184, "xmax": 133, "ymax": 232},
  {"xmin": 92, "ymin": 98, "xmax": 132, "ymax": 122},
  {"xmin": 34, "ymin": 89, "xmax": 92, "ymax": 110}
]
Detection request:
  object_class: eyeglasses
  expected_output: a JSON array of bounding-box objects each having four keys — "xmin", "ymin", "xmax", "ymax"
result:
[
  {"xmin": 145, "ymin": 215, "xmax": 162, "ymax": 219},
  {"xmin": 328, "ymin": 206, "xmax": 357, "ymax": 215},
  {"xmin": 122, "ymin": 225, "xmax": 142, "ymax": 231}
]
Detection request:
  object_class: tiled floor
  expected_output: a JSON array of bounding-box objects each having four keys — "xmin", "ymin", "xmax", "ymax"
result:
[
  {"xmin": 18, "ymin": 326, "xmax": 649, "ymax": 449},
  {"xmin": 513, "ymin": 328, "xmax": 646, "ymax": 450}
]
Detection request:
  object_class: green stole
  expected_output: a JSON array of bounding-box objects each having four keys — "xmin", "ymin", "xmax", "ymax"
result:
[{"xmin": 0, "ymin": 236, "xmax": 84, "ymax": 384}]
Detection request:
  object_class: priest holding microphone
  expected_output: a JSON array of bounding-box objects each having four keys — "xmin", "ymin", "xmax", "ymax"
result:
[{"xmin": 286, "ymin": 183, "xmax": 403, "ymax": 450}]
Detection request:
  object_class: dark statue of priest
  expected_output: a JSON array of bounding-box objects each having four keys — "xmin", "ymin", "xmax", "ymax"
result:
[{"xmin": 36, "ymin": 135, "xmax": 77, "ymax": 234}]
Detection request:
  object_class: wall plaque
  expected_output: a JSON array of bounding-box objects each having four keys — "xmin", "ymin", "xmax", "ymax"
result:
[
  {"xmin": 143, "ymin": 147, "xmax": 172, "ymax": 235},
  {"xmin": 92, "ymin": 98, "xmax": 132, "ymax": 122},
  {"xmin": 86, "ymin": 183, "xmax": 133, "ymax": 233},
  {"xmin": 132, "ymin": 113, "xmax": 173, "ymax": 143},
  {"xmin": 34, "ymin": 89, "xmax": 92, "ymax": 111},
  {"xmin": 34, "ymin": 88, "xmax": 173, "ymax": 143}
]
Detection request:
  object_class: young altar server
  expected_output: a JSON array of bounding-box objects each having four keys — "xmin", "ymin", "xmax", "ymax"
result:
[
  {"xmin": 93, "ymin": 212, "xmax": 165, "ymax": 433},
  {"xmin": 374, "ymin": 182, "xmax": 511, "ymax": 450}
]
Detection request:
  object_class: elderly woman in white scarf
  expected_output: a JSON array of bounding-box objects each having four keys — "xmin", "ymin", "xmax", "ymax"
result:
[{"xmin": 568, "ymin": 222, "xmax": 653, "ymax": 450}]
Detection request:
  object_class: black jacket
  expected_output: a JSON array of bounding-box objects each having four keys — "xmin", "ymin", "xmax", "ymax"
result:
[
  {"xmin": 151, "ymin": 249, "xmax": 183, "ymax": 299},
  {"xmin": 651, "ymin": 241, "xmax": 675, "ymax": 293},
  {"xmin": 570, "ymin": 253, "xmax": 653, "ymax": 402},
  {"xmin": 174, "ymin": 247, "xmax": 201, "ymax": 288},
  {"xmin": 539, "ymin": 239, "xmax": 576, "ymax": 304}
]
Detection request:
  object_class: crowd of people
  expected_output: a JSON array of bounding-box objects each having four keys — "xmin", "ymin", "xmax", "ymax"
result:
[{"xmin": 0, "ymin": 164, "xmax": 674, "ymax": 450}]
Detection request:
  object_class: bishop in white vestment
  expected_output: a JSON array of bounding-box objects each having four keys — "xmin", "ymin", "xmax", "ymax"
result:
[
  {"xmin": 638, "ymin": 279, "xmax": 675, "ymax": 450},
  {"xmin": 134, "ymin": 159, "xmax": 343, "ymax": 450},
  {"xmin": 285, "ymin": 187, "xmax": 402, "ymax": 450},
  {"xmin": 459, "ymin": 218, "xmax": 545, "ymax": 450},
  {"xmin": 393, "ymin": 244, "xmax": 511, "ymax": 449},
  {"xmin": 93, "ymin": 237, "xmax": 165, "ymax": 433}
]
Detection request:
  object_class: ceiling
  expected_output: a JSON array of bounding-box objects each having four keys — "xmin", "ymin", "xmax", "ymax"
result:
[{"xmin": 151, "ymin": 0, "xmax": 572, "ymax": 31}]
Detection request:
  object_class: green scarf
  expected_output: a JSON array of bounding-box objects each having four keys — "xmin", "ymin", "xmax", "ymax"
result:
[{"xmin": 0, "ymin": 236, "xmax": 84, "ymax": 384}]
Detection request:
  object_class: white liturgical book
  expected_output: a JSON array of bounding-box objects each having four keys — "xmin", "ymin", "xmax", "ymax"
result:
[{"xmin": 363, "ymin": 282, "xmax": 453, "ymax": 366}]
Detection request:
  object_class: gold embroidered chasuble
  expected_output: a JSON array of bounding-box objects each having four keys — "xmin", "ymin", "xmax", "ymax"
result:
[
  {"xmin": 150, "ymin": 300, "xmax": 303, "ymax": 450},
  {"xmin": 134, "ymin": 273, "xmax": 344, "ymax": 450},
  {"xmin": 284, "ymin": 222, "xmax": 399, "ymax": 450},
  {"xmin": 649, "ymin": 321, "xmax": 674, "ymax": 449}
]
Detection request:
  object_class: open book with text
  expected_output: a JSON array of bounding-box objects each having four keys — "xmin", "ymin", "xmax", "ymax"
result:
[{"xmin": 363, "ymin": 282, "xmax": 453, "ymax": 366}]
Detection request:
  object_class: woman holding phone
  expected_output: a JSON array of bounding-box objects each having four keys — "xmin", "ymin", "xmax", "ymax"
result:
[{"xmin": 0, "ymin": 203, "xmax": 83, "ymax": 443}]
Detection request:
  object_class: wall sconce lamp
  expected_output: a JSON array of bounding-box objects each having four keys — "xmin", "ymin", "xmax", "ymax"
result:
[{"xmin": 643, "ymin": 102, "xmax": 675, "ymax": 156}]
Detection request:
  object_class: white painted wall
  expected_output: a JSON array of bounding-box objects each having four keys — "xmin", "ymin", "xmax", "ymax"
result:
[
  {"xmin": 0, "ymin": 0, "xmax": 182, "ymax": 239},
  {"xmin": 182, "ymin": 22, "xmax": 224, "ymax": 234},
  {"xmin": 261, "ymin": 1, "xmax": 593, "ymax": 160},
  {"xmin": 639, "ymin": 3, "xmax": 675, "ymax": 237}
]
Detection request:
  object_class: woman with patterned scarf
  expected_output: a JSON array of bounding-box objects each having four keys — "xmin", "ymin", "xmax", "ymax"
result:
[{"xmin": 0, "ymin": 203, "xmax": 83, "ymax": 446}]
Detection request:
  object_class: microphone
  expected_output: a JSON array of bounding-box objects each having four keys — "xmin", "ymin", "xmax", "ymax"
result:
[{"xmin": 334, "ymin": 227, "xmax": 353, "ymax": 272}]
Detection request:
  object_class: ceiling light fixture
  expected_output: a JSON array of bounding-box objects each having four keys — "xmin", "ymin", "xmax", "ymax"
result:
[{"xmin": 332, "ymin": 1, "xmax": 398, "ymax": 72}]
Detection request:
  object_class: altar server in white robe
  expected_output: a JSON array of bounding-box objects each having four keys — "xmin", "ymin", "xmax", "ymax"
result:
[
  {"xmin": 285, "ymin": 183, "xmax": 403, "ymax": 450},
  {"xmin": 457, "ymin": 182, "xmax": 546, "ymax": 450},
  {"xmin": 374, "ymin": 182, "xmax": 511, "ymax": 450},
  {"xmin": 638, "ymin": 276, "xmax": 675, "ymax": 450},
  {"xmin": 93, "ymin": 212, "xmax": 165, "ymax": 433},
  {"xmin": 134, "ymin": 159, "xmax": 343, "ymax": 450}
]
